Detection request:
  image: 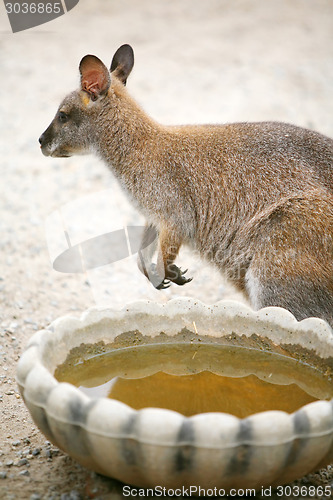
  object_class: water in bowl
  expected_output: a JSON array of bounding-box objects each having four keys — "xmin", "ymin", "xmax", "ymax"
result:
[{"xmin": 55, "ymin": 343, "xmax": 333, "ymax": 418}]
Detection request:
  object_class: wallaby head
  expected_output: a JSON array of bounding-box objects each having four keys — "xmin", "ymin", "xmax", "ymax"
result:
[{"xmin": 39, "ymin": 44, "xmax": 134, "ymax": 158}]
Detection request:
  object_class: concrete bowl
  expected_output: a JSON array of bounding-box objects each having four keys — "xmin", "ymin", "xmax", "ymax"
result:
[{"xmin": 16, "ymin": 298, "xmax": 333, "ymax": 490}]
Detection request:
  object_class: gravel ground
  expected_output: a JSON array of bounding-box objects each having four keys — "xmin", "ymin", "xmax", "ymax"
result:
[{"xmin": 1, "ymin": 0, "xmax": 333, "ymax": 498}]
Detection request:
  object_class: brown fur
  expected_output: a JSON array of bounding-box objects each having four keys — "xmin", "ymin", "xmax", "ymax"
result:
[{"xmin": 39, "ymin": 45, "xmax": 333, "ymax": 326}]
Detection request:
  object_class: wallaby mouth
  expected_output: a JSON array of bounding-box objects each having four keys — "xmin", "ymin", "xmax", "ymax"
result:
[
  {"xmin": 39, "ymin": 133, "xmax": 52, "ymax": 156},
  {"xmin": 40, "ymin": 145, "xmax": 71, "ymax": 158},
  {"xmin": 52, "ymin": 152, "xmax": 71, "ymax": 158},
  {"xmin": 40, "ymin": 145, "xmax": 52, "ymax": 157},
  {"xmin": 39, "ymin": 136, "xmax": 71, "ymax": 158}
]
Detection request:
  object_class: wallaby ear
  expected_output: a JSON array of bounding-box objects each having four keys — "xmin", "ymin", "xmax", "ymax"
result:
[
  {"xmin": 79, "ymin": 55, "xmax": 111, "ymax": 100},
  {"xmin": 110, "ymin": 44, "xmax": 134, "ymax": 86}
]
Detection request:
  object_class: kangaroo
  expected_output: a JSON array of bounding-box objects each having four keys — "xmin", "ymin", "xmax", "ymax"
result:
[{"xmin": 39, "ymin": 44, "xmax": 333, "ymax": 327}]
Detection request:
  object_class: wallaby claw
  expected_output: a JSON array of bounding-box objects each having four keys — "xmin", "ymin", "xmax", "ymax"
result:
[
  {"xmin": 174, "ymin": 275, "xmax": 193, "ymax": 286},
  {"xmin": 156, "ymin": 280, "xmax": 171, "ymax": 290}
]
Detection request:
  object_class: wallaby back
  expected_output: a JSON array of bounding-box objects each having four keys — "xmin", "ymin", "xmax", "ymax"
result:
[{"xmin": 39, "ymin": 44, "xmax": 333, "ymax": 327}]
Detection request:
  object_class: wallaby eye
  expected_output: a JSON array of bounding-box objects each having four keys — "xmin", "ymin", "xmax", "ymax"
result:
[{"xmin": 58, "ymin": 111, "xmax": 69, "ymax": 123}]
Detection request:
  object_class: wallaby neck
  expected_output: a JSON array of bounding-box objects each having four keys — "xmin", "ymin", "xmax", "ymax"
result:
[{"xmin": 94, "ymin": 83, "xmax": 161, "ymax": 175}]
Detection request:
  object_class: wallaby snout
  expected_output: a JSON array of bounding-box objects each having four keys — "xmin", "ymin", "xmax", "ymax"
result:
[
  {"xmin": 40, "ymin": 44, "xmax": 333, "ymax": 327},
  {"xmin": 39, "ymin": 91, "xmax": 93, "ymax": 158},
  {"xmin": 39, "ymin": 113, "xmax": 73, "ymax": 158},
  {"xmin": 39, "ymin": 124, "xmax": 64, "ymax": 157},
  {"xmin": 39, "ymin": 127, "xmax": 52, "ymax": 156}
]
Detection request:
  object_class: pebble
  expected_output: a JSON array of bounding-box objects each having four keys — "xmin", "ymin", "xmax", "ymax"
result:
[
  {"xmin": 9, "ymin": 322, "xmax": 18, "ymax": 332},
  {"xmin": 18, "ymin": 469, "xmax": 30, "ymax": 477},
  {"xmin": 17, "ymin": 458, "xmax": 29, "ymax": 466},
  {"xmin": 0, "ymin": 471, "xmax": 7, "ymax": 479},
  {"xmin": 30, "ymin": 495, "xmax": 41, "ymax": 500},
  {"xmin": 24, "ymin": 318, "xmax": 35, "ymax": 325},
  {"xmin": 32, "ymin": 447, "xmax": 41, "ymax": 456},
  {"xmin": 12, "ymin": 440, "xmax": 21, "ymax": 447},
  {"xmin": 6, "ymin": 460, "xmax": 14, "ymax": 467}
]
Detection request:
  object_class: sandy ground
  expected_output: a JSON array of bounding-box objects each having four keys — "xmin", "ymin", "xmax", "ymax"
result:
[{"xmin": 0, "ymin": 0, "xmax": 333, "ymax": 498}]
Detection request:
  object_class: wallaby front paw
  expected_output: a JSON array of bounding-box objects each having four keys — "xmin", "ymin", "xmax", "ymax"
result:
[
  {"xmin": 167, "ymin": 264, "xmax": 193, "ymax": 286},
  {"xmin": 148, "ymin": 264, "xmax": 171, "ymax": 290}
]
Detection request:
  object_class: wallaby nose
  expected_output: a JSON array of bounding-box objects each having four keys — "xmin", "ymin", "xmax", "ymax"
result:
[{"xmin": 39, "ymin": 134, "xmax": 44, "ymax": 146}]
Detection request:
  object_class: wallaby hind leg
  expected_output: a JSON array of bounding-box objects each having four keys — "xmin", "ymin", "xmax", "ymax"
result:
[{"xmin": 243, "ymin": 192, "xmax": 333, "ymax": 327}]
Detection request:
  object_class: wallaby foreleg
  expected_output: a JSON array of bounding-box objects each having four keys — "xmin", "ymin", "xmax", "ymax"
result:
[
  {"xmin": 137, "ymin": 223, "xmax": 159, "ymax": 279},
  {"xmin": 138, "ymin": 224, "xmax": 192, "ymax": 289},
  {"xmin": 156, "ymin": 226, "xmax": 192, "ymax": 288}
]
